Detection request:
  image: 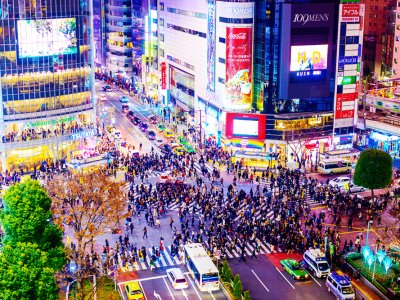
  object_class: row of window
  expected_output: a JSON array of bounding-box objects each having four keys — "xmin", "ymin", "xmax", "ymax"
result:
[
  {"xmin": 166, "ymin": 55, "xmax": 195, "ymax": 71},
  {"xmin": 166, "ymin": 7, "xmax": 206, "ymax": 19},
  {"xmin": 166, "ymin": 23, "xmax": 206, "ymax": 38}
]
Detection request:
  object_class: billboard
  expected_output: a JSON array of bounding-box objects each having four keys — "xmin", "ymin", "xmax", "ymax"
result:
[
  {"xmin": 225, "ymin": 112, "xmax": 266, "ymax": 140},
  {"xmin": 290, "ymin": 45, "xmax": 328, "ymax": 80},
  {"xmin": 225, "ymin": 27, "xmax": 253, "ymax": 110},
  {"xmin": 17, "ymin": 18, "xmax": 77, "ymax": 58},
  {"xmin": 207, "ymin": 0, "xmax": 216, "ymax": 92},
  {"xmin": 334, "ymin": 3, "xmax": 364, "ymax": 128}
]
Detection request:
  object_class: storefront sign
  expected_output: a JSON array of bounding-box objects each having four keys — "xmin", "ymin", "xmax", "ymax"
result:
[
  {"xmin": 70, "ymin": 129, "xmax": 96, "ymax": 140},
  {"xmin": 225, "ymin": 26, "xmax": 253, "ymax": 110},
  {"xmin": 161, "ymin": 62, "xmax": 166, "ymax": 90},
  {"xmin": 225, "ymin": 112, "xmax": 266, "ymax": 140},
  {"xmin": 341, "ymin": 4, "xmax": 360, "ymax": 22},
  {"xmin": 26, "ymin": 116, "xmax": 75, "ymax": 128}
]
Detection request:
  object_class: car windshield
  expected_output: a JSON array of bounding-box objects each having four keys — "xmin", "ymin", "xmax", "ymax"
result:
[
  {"xmin": 176, "ymin": 278, "xmax": 186, "ymax": 283},
  {"xmin": 342, "ymin": 286, "xmax": 354, "ymax": 294},
  {"xmin": 291, "ymin": 262, "xmax": 301, "ymax": 270},
  {"xmin": 318, "ymin": 263, "xmax": 329, "ymax": 271},
  {"xmin": 130, "ymin": 290, "xmax": 142, "ymax": 295}
]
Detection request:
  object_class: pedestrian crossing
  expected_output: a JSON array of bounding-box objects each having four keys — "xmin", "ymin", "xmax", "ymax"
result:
[{"xmin": 114, "ymin": 238, "xmax": 274, "ymax": 273}]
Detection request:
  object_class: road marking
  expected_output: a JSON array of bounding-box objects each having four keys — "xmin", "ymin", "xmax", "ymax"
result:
[
  {"xmin": 209, "ymin": 291, "xmax": 216, "ymax": 300},
  {"xmin": 154, "ymin": 290, "xmax": 162, "ymax": 300},
  {"xmin": 306, "ymin": 271, "xmax": 321, "ymax": 287},
  {"xmin": 138, "ymin": 281, "xmax": 148, "ymax": 300},
  {"xmin": 275, "ymin": 267, "xmax": 296, "ymax": 290},
  {"xmin": 181, "ymin": 288, "xmax": 188, "ymax": 300},
  {"xmin": 251, "ymin": 269, "xmax": 270, "ymax": 292},
  {"xmin": 162, "ymin": 276, "xmax": 176, "ymax": 300},
  {"xmin": 185, "ymin": 274, "xmax": 202, "ymax": 300}
]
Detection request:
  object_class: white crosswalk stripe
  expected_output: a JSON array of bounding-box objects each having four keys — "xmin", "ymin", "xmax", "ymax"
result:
[{"xmin": 115, "ymin": 238, "xmax": 275, "ymax": 272}]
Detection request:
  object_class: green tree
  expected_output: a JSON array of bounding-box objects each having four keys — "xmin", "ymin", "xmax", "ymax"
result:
[
  {"xmin": 233, "ymin": 279, "xmax": 243, "ymax": 299},
  {"xmin": 243, "ymin": 290, "xmax": 251, "ymax": 300},
  {"xmin": 0, "ymin": 179, "xmax": 65, "ymax": 269},
  {"xmin": 0, "ymin": 242, "xmax": 59, "ymax": 300},
  {"xmin": 353, "ymin": 149, "xmax": 393, "ymax": 200}
]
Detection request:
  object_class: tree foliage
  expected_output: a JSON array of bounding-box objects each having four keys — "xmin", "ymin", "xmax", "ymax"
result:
[
  {"xmin": 0, "ymin": 180, "xmax": 64, "ymax": 252},
  {"xmin": 0, "ymin": 242, "xmax": 59, "ymax": 300},
  {"xmin": 354, "ymin": 149, "xmax": 392, "ymax": 190},
  {"xmin": 46, "ymin": 171, "xmax": 129, "ymax": 299}
]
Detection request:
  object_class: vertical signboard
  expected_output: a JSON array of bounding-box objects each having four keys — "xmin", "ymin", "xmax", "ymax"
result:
[
  {"xmin": 207, "ymin": 0, "xmax": 216, "ymax": 92},
  {"xmin": 225, "ymin": 26, "xmax": 253, "ymax": 110},
  {"xmin": 161, "ymin": 62, "xmax": 166, "ymax": 89},
  {"xmin": 334, "ymin": 3, "xmax": 364, "ymax": 128}
]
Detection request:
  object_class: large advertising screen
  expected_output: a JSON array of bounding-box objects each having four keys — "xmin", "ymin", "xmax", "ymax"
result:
[
  {"xmin": 225, "ymin": 27, "xmax": 253, "ymax": 110},
  {"xmin": 17, "ymin": 18, "xmax": 77, "ymax": 58},
  {"xmin": 290, "ymin": 45, "xmax": 328, "ymax": 80},
  {"xmin": 233, "ymin": 118, "xmax": 258, "ymax": 137},
  {"xmin": 225, "ymin": 112, "xmax": 266, "ymax": 140}
]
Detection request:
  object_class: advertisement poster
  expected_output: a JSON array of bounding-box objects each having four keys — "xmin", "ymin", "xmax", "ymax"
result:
[
  {"xmin": 225, "ymin": 27, "xmax": 253, "ymax": 110},
  {"xmin": 225, "ymin": 112, "xmax": 266, "ymax": 140},
  {"xmin": 161, "ymin": 62, "xmax": 166, "ymax": 89},
  {"xmin": 207, "ymin": 0, "xmax": 216, "ymax": 92},
  {"xmin": 17, "ymin": 18, "xmax": 77, "ymax": 58}
]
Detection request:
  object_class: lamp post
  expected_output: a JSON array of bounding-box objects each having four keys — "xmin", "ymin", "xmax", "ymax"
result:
[
  {"xmin": 372, "ymin": 244, "xmax": 378, "ymax": 282},
  {"xmin": 366, "ymin": 220, "xmax": 373, "ymax": 246}
]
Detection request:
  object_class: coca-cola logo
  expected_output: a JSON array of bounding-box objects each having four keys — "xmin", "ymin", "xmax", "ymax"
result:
[
  {"xmin": 292, "ymin": 13, "xmax": 329, "ymax": 25},
  {"xmin": 229, "ymin": 32, "xmax": 247, "ymax": 40}
]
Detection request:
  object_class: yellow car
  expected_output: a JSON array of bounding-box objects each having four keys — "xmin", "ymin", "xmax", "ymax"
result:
[
  {"xmin": 125, "ymin": 281, "xmax": 145, "ymax": 300},
  {"xmin": 173, "ymin": 146, "xmax": 185, "ymax": 156},
  {"xmin": 163, "ymin": 129, "xmax": 175, "ymax": 139}
]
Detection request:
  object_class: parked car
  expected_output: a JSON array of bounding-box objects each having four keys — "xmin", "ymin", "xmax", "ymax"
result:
[
  {"xmin": 120, "ymin": 96, "xmax": 129, "ymax": 103},
  {"xmin": 148, "ymin": 115, "xmax": 158, "ymax": 124},
  {"xmin": 147, "ymin": 130, "xmax": 156, "ymax": 140},
  {"xmin": 157, "ymin": 123, "xmax": 166, "ymax": 132},
  {"xmin": 140, "ymin": 122, "xmax": 149, "ymax": 132},
  {"xmin": 102, "ymin": 85, "xmax": 112, "ymax": 92},
  {"xmin": 132, "ymin": 116, "xmax": 141, "ymax": 125}
]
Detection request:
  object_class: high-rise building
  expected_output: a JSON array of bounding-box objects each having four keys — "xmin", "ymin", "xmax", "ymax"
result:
[
  {"xmin": 381, "ymin": 1, "xmax": 400, "ymax": 77},
  {"xmin": 361, "ymin": 0, "xmax": 394, "ymax": 77},
  {"xmin": 105, "ymin": 0, "xmax": 133, "ymax": 80},
  {"xmin": 253, "ymin": 0, "xmax": 339, "ymax": 166},
  {"xmin": 0, "ymin": 0, "xmax": 96, "ymax": 171},
  {"xmin": 93, "ymin": 0, "xmax": 107, "ymax": 69}
]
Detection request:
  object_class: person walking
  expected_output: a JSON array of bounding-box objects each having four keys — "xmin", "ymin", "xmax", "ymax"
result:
[
  {"xmin": 143, "ymin": 226, "xmax": 148, "ymax": 239},
  {"xmin": 169, "ymin": 217, "xmax": 174, "ymax": 229},
  {"xmin": 251, "ymin": 248, "xmax": 258, "ymax": 259}
]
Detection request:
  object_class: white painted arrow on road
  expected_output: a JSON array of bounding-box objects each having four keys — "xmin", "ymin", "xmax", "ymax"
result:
[{"xmin": 154, "ymin": 290, "xmax": 162, "ymax": 300}]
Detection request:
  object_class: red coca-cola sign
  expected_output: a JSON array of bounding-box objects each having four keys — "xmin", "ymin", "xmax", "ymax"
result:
[{"xmin": 225, "ymin": 27, "xmax": 253, "ymax": 109}]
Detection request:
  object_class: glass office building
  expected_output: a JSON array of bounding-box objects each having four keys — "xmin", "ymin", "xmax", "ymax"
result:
[{"xmin": 0, "ymin": 0, "xmax": 96, "ymax": 171}]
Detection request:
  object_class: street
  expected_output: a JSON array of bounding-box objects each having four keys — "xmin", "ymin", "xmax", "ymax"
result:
[{"xmin": 90, "ymin": 81, "xmax": 387, "ymax": 300}]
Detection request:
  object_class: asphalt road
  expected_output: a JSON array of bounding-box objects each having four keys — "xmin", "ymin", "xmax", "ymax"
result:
[{"xmin": 92, "ymin": 81, "xmax": 364, "ymax": 300}]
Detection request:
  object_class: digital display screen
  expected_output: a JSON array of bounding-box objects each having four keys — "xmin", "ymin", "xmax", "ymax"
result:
[
  {"xmin": 290, "ymin": 45, "xmax": 328, "ymax": 80},
  {"xmin": 233, "ymin": 118, "xmax": 258, "ymax": 137},
  {"xmin": 17, "ymin": 18, "xmax": 77, "ymax": 58}
]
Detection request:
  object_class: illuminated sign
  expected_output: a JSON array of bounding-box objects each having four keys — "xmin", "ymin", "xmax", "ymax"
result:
[
  {"xmin": 207, "ymin": 0, "xmax": 216, "ymax": 92},
  {"xmin": 161, "ymin": 62, "xmax": 166, "ymax": 89},
  {"xmin": 292, "ymin": 13, "xmax": 329, "ymax": 25},
  {"xmin": 70, "ymin": 129, "xmax": 96, "ymax": 140},
  {"xmin": 290, "ymin": 45, "xmax": 328, "ymax": 80},
  {"xmin": 341, "ymin": 4, "xmax": 360, "ymax": 22},
  {"xmin": 26, "ymin": 117, "xmax": 75, "ymax": 127}
]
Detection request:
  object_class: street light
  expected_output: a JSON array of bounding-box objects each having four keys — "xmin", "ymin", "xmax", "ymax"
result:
[{"xmin": 366, "ymin": 220, "xmax": 373, "ymax": 246}]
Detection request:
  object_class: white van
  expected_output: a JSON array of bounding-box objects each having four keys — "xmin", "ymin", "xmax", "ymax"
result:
[
  {"xmin": 303, "ymin": 248, "xmax": 330, "ymax": 278},
  {"xmin": 318, "ymin": 160, "xmax": 352, "ymax": 175},
  {"xmin": 166, "ymin": 268, "xmax": 188, "ymax": 289},
  {"xmin": 326, "ymin": 272, "xmax": 355, "ymax": 300}
]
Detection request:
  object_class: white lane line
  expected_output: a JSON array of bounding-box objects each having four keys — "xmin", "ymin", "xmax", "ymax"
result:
[
  {"xmin": 185, "ymin": 274, "xmax": 202, "ymax": 300},
  {"xmin": 138, "ymin": 281, "xmax": 148, "ymax": 300},
  {"xmin": 306, "ymin": 270, "xmax": 322, "ymax": 287},
  {"xmin": 275, "ymin": 267, "xmax": 296, "ymax": 290},
  {"xmin": 163, "ymin": 248, "xmax": 174, "ymax": 265},
  {"xmin": 209, "ymin": 291, "xmax": 216, "ymax": 300},
  {"xmin": 163, "ymin": 276, "xmax": 176, "ymax": 300},
  {"xmin": 251, "ymin": 269, "xmax": 270, "ymax": 292}
]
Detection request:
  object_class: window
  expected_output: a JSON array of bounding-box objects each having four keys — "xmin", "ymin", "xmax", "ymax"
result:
[
  {"xmin": 167, "ymin": 23, "xmax": 206, "ymax": 38},
  {"xmin": 160, "ymin": 2, "xmax": 164, "ymax": 11},
  {"xmin": 160, "ymin": 48, "xmax": 165, "ymax": 57},
  {"xmin": 160, "ymin": 33, "xmax": 165, "ymax": 42},
  {"xmin": 160, "ymin": 18, "xmax": 164, "ymax": 27}
]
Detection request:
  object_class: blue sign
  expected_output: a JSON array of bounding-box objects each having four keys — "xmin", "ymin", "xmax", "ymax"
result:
[
  {"xmin": 70, "ymin": 129, "xmax": 96, "ymax": 140},
  {"xmin": 338, "ymin": 56, "xmax": 358, "ymax": 64}
]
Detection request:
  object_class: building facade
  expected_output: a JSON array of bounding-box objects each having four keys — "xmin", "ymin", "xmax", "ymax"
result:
[
  {"xmin": 105, "ymin": 0, "xmax": 133, "ymax": 80},
  {"xmin": 253, "ymin": 0, "xmax": 340, "ymax": 166},
  {"xmin": 0, "ymin": 0, "xmax": 96, "ymax": 171}
]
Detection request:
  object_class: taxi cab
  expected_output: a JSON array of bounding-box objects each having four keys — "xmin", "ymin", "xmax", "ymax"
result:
[
  {"xmin": 124, "ymin": 281, "xmax": 145, "ymax": 300},
  {"xmin": 163, "ymin": 129, "xmax": 175, "ymax": 139},
  {"xmin": 326, "ymin": 271, "xmax": 355, "ymax": 300},
  {"xmin": 173, "ymin": 146, "xmax": 185, "ymax": 156}
]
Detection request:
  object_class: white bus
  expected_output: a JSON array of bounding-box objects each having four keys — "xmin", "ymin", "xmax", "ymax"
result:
[
  {"xmin": 184, "ymin": 243, "xmax": 219, "ymax": 292},
  {"xmin": 318, "ymin": 160, "xmax": 352, "ymax": 175}
]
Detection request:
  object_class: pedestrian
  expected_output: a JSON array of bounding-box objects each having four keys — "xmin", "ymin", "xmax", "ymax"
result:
[
  {"xmin": 169, "ymin": 217, "xmax": 174, "ymax": 229},
  {"xmin": 143, "ymin": 226, "xmax": 148, "ymax": 239},
  {"xmin": 239, "ymin": 250, "xmax": 246, "ymax": 262},
  {"xmin": 251, "ymin": 248, "xmax": 258, "ymax": 259}
]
